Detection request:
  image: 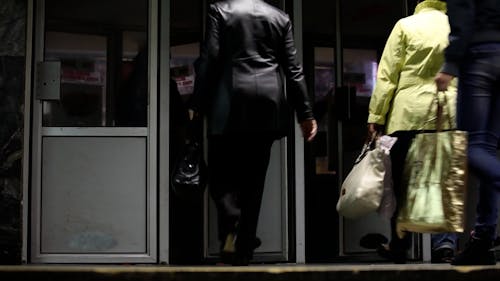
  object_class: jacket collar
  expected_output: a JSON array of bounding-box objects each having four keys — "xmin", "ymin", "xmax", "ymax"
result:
[{"xmin": 414, "ymin": 0, "xmax": 447, "ymax": 14}]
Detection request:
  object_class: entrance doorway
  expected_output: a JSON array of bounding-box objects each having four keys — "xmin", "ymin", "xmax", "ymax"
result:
[
  {"xmin": 26, "ymin": 0, "xmax": 426, "ymax": 265},
  {"xmin": 168, "ymin": 0, "xmax": 296, "ymax": 265},
  {"xmin": 301, "ymin": 0, "xmax": 421, "ymax": 262}
]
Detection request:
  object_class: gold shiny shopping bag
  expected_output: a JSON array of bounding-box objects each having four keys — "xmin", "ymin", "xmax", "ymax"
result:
[{"xmin": 396, "ymin": 95, "xmax": 467, "ymax": 238}]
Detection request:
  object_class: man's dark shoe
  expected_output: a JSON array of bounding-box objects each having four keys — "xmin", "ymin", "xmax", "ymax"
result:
[
  {"xmin": 452, "ymin": 234, "xmax": 496, "ymax": 266},
  {"xmin": 431, "ymin": 247, "xmax": 454, "ymax": 263}
]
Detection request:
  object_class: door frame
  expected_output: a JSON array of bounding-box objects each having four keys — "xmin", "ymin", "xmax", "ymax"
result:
[
  {"xmin": 22, "ymin": 0, "xmax": 35, "ymax": 264},
  {"xmin": 292, "ymin": 0, "xmax": 306, "ymax": 264},
  {"xmin": 28, "ymin": 0, "xmax": 159, "ymax": 263},
  {"xmin": 158, "ymin": 0, "xmax": 170, "ymax": 264}
]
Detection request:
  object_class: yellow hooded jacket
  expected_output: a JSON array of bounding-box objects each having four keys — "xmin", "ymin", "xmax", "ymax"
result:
[{"xmin": 368, "ymin": 0, "xmax": 457, "ymax": 135}]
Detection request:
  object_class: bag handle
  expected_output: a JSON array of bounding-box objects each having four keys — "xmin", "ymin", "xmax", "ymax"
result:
[
  {"xmin": 437, "ymin": 92, "xmax": 454, "ymax": 131},
  {"xmin": 420, "ymin": 91, "xmax": 454, "ymax": 132},
  {"xmin": 355, "ymin": 132, "xmax": 378, "ymax": 164}
]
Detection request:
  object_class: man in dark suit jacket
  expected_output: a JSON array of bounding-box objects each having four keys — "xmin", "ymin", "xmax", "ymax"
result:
[{"xmin": 190, "ymin": 0, "xmax": 317, "ymax": 265}]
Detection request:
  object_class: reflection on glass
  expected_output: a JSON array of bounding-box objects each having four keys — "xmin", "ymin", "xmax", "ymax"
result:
[
  {"xmin": 43, "ymin": 32, "xmax": 107, "ymax": 127},
  {"xmin": 115, "ymin": 31, "xmax": 148, "ymax": 127},
  {"xmin": 312, "ymin": 47, "xmax": 378, "ymax": 175},
  {"xmin": 342, "ymin": 48, "xmax": 378, "ymax": 154},
  {"xmin": 312, "ymin": 47, "xmax": 335, "ymax": 175},
  {"xmin": 171, "ymin": 43, "xmax": 199, "ymax": 98},
  {"xmin": 43, "ymin": 0, "xmax": 148, "ymax": 127},
  {"xmin": 343, "ymin": 49, "xmax": 377, "ymax": 97},
  {"xmin": 169, "ymin": 43, "xmax": 199, "ymax": 172}
]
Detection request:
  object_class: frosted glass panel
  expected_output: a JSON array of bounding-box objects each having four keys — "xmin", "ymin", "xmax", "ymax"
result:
[{"xmin": 41, "ymin": 137, "xmax": 147, "ymax": 253}]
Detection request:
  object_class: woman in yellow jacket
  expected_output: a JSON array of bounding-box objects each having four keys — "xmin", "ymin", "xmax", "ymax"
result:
[{"xmin": 367, "ymin": 0, "xmax": 457, "ymax": 264}]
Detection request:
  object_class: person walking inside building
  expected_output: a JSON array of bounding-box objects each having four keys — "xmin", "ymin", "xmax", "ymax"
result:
[
  {"xmin": 367, "ymin": 0, "xmax": 458, "ymax": 264},
  {"xmin": 190, "ymin": 0, "xmax": 317, "ymax": 265},
  {"xmin": 435, "ymin": 0, "xmax": 500, "ymax": 266}
]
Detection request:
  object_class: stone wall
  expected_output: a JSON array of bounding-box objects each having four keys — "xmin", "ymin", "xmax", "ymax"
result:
[{"xmin": 0, "ymin": 0, "xmax": 26, "ymax": 264}]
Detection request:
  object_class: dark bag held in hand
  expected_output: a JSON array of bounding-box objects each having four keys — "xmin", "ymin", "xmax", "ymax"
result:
[{"xmin": 171, "ymin": 116, "xmax": 207, "ymax": 197}]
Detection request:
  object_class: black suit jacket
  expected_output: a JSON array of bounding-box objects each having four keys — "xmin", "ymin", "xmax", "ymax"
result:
[{"xmin": 191, "ymin": 0, "xmax": 313, "ymax": 138}]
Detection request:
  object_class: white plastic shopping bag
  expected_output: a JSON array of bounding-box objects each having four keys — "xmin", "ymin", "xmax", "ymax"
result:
[{"xmin": 336, "ymin": 135, "xmax": 396, "ymax": 219}]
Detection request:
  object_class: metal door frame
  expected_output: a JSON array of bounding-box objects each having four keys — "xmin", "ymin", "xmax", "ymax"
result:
[
  {"xmin": 292, "ymin": 0, "xmax": 306, "ymax": 264},
  {"xmin": 22, "ymin": 0, "xmax": 35, "ymax": 264},
  {"xmin": 158, "ymin": 0, "xmax": 170, "ymax": 265},
  {"xmin": 29, "ymin": 0, "xmax": 158, "ymax": 263}
]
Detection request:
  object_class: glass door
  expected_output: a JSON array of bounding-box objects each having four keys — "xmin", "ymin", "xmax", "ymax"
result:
[
  {"xmin": 170, "ymin": 0, "xmax": 294, "ymax": 264},
  {"xmin": 31, "ymin": 0, "xmax": 157, "ymax": 263},
  {"xmin": 302, "ymin": 0, "xmax": 412, "ymax": 262}
]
